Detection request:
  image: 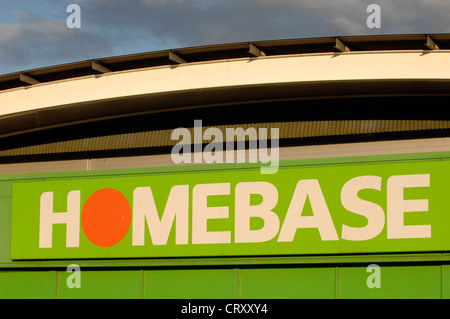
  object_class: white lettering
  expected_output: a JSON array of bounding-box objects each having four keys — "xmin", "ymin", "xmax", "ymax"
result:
[
  {"xmin": 278, "ymin": 179, "xmax": 338, "ymax": 242},
  {"xmin": 235, "ymin": 182, "xmax": 280, "ymax": 243},
  {"xmin": 366, "ymin": 4, "xmax": 381, "ymax": 29},
  {"xmin": 366, "ymin": 264, "xmax": 381, "ymax": 288},
  {"xmin": 66, "ymin": 4, "xmax": 81, "ymax": 29},
  {"xmin": 341, "ymin": 176, "xmax": 385, "ymax": 241},
  {"xmin": 225, "ymin": 127, "xmax": 258, "ymax": 164},
  {"xmin": 132, "ymin": 185, "xmax": 189, "ymax": 246},
  {"xmin": 192, "ymin": 183, "xmax": 231, "ymax": 244},
  {"xmin": 170, "ymin": 128, "xmax": 192, "ymax": 164},
  {"xmin": 170, "ymin": 121, "xmax": 279, "ymax": 174},
  {"xmin": 39, "ymin": 191, "xmax": 80, "ymax": 248},
  {"xmin": 258, "ymin": 127, "xmax": 279, "ymax": 174},
  {"xmin": 387, "ymin": 174, "xmax": 431, "ymax": 239},
  {"xmin": 66, "ymin": 264, "xmax": 81, "ymax": 288},
  {"xmin": 203, "ymin": 127, "xmax": 224, "ymax": 164}
]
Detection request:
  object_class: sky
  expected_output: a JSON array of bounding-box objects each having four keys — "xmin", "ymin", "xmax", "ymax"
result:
[{"xmin": 0, "ymin": 0, "xmax": 449, "ymax": 75}]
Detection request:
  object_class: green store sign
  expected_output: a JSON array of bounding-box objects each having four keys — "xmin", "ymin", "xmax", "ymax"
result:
[{"xmin": 10, "ymin": 157, "xmax": 448, "ymax": 260}]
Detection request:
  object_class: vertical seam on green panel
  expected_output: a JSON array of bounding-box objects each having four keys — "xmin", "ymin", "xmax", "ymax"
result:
[
  {"xmin": 441, "ymin": 265, "xmax": 443, "ymax": 299},
  {"xmin": 141, "ymin": 269, "xmax": 145, "ymax": 299},
  {"xmin": 54, "ymin": 270, "xmax": 59, "ymax": 299},
  {"xmin": 238, "ymin": 268, "xmax": 241, "ymax": 299},
  {"xmin": 335, "ymin": 267, "xmax": 340, "ymax": 299},
  {"xmin": 233, "ymin": 268, "xmax": 241, "ymax": 299}
]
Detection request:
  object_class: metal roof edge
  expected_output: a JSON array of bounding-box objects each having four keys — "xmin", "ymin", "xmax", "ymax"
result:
[{"xmin": 1, "ymin": 33, "xmax": 449, "ymax": 92}]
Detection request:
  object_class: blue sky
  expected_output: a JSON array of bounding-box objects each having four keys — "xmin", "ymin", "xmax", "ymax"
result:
[{"xmin": 0, "ymin": 0, "xmax": 449, "ymax": 75}]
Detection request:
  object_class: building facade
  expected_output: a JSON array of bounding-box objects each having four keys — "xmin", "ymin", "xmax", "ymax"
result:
[{"xmin": 1, "ymin": 34, "xmax": 450, "ymax": 299}]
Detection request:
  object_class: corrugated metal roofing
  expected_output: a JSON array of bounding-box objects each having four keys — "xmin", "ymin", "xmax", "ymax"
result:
[{"xmin": 1, "ymin": 119, "xmax": 449, "ymax": 157}]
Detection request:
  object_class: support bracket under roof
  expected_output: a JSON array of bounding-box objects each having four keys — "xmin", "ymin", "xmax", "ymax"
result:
[
  {"xmin": 169, "ymin": 50, "xmax": 187, "ymax": 64},
  {"xmin": 92, "ymin": 60, "xmax": 112, "ymax": 73},
  {"xmin": 425, "ymin": 35, "xmax": 439, "ymax": 50},
  {"xmin": 19, "ymin": 73, "xmax": 40, "ymax": 85},
  {"xmin": 248, "ymin": 43, "xmax": 266, "ymax": 57},
  {"xmin": 334, "ymin": 38, "xmax": 350, "ymax": 52}
]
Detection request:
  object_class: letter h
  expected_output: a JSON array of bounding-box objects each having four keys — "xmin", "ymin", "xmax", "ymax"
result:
[{"xmin": 39, "ymin": 191, "xmax": 80, "ymax": 248}]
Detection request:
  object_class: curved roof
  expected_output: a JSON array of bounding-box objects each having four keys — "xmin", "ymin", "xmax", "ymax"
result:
[
  {"xmin": 1, "ymin": 33, "xmax": 450, "ymax": 147},
  {"xmin": 2, "ymin": 33, "xmax": 450, "ymax": 91}
]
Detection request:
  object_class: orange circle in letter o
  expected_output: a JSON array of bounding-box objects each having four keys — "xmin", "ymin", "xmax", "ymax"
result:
[{"xmin": 81, "ymin": 188, "xmax": 131, "ymax": 247}]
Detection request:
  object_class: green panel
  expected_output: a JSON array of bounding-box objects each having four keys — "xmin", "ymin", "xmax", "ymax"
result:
[
  {"xmin": 0, "ymin": 198, "xmax": 11, "ymax": 264},
  {"xmin": 1, "ymin": 151, "xmax": 450, "ymax": 269},
  {"xmin": 0, "ymin": 270, "xmax": 56, "ymax": 298},
  {"xmin": 440, "ymin": 265, "xmax": 450, "ymax": 298},
  {"xmin": 0, "ymin": 182, "xmax": 12, "ymax": 198},
  {"xmin": 240, "ymin": 267, "xmax": 336, "ymax": 299},
  {"xmin": 339, "ymin": 265, "xmax": 441, "ymax": 299},
  {"xmin": 58, "ymin": 269, "xmax": 142, "ymax": 299},
  {"xmin": 144, "ymin": 269, "xmax": 236, "ymax": 299},
  {"xmin": 11, "ymin": 158, "xmax": 445, "ymax": 260}
]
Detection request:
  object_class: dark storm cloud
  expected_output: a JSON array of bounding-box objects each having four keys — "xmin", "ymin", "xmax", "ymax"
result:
[{"xmin": 0, "ymin": 0, "xmax": 449, "ymax": 75}]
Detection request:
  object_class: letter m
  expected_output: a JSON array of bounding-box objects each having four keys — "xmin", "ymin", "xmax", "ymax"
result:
[
  {"xmin": 132, "ymin": 185, "xmax": 189, "ymax": 246},
  {"xmin": 225, "ymin": 127, "xmax": 258, "ymax": 163}
]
